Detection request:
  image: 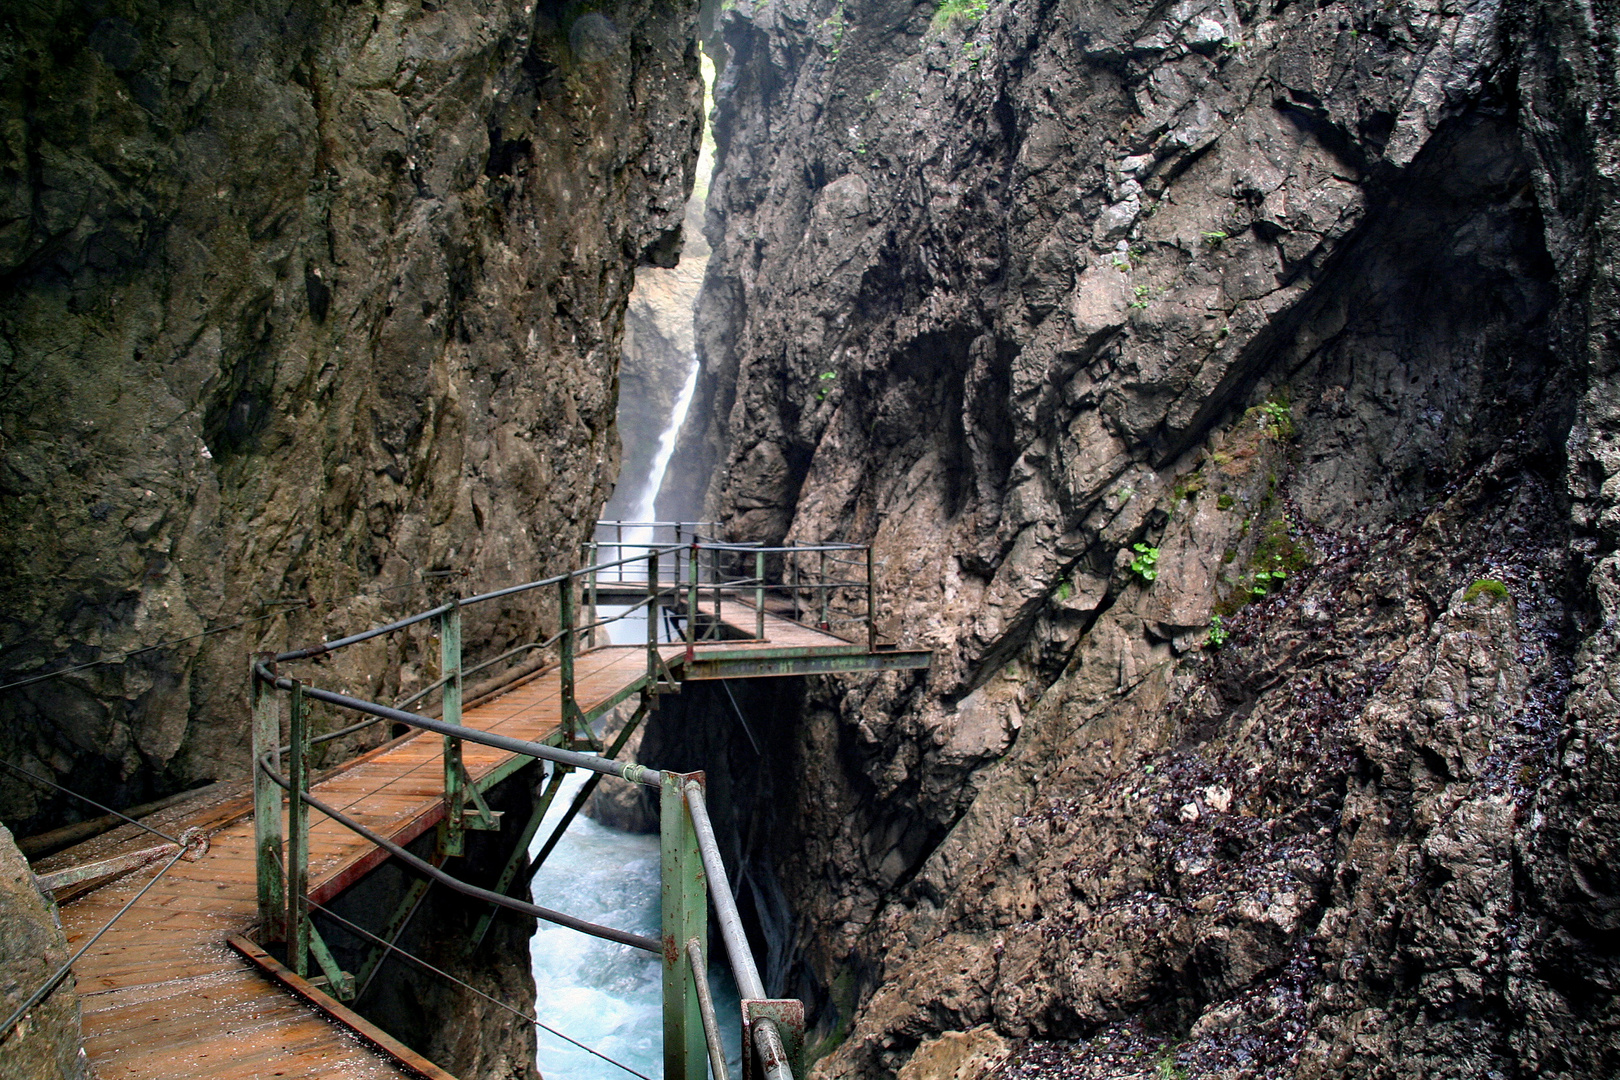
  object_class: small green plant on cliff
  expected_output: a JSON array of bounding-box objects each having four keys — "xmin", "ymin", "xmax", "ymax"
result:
[
  {"xmin": 1201, "ymin": 229, "xmax": 1229, "ymax": 248},
  {"xmin": 1130, "ymin": 542, "xmax": 1160, "ymax": 582},
  {"xmin": 1248, "ymin": 396, "xmax": 1295, "ymax": 440},
  {"xmin": 1250, "ymin": 566, "xmax": 1286, "ymax": 597},
  {"xmin": 1205, "ymin": 614, "xmax": 1229, "ymax": 649},
  {"xmin": 1053, "ymin": 579, "xmax": 1073, "ymax": 602},
  {"xmin": 1130, "ymin": 283, "xmax": 1154, "ymax": 309},
  {"xmin": 933, "ymin": 0, "xmax": 989, "ymax": 28},
  {"xmin": 1464, "ymin": 578, "xmax": 1510, "ymax": 604},
  {"xmin": 817, "ymin": 370, "xmax": 838, "ymax": 400}
]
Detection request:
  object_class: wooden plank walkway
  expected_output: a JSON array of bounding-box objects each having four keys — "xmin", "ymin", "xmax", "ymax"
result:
[{"xmin": 56, "ymin": 606, "xmax": 860, "ymax": 1079}]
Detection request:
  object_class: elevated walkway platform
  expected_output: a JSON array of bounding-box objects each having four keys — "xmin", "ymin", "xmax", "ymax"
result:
[{"xmin": 50, "ymin": 540, "xmax": 927, "ymax": 1080}]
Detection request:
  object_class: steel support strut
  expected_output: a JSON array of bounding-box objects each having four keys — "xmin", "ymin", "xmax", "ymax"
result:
[
  {"xmin": 662, "ymin": 770, "xmax": 709, "ymax": 1080},
  {"xmin": 439, "ymin": 598, "xmax": 466, "ymax": 857}
]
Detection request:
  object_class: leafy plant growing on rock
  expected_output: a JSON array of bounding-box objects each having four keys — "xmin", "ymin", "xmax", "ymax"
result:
[
  {"xmin": 817, "ymin": 370, "xmax": 838, "ymax": 399},
  {"xmin": 1205, "ymin": 614, "xmax": 1229, "ymax": 649},
  {"xmin": 1250, "ymin": 566, "xmax": 1286, "ymax": 597},
  {"xmin": 1201, "ymin": 229, "xmax": 1229, "ymax": 248},
  {"xmin": 1130, "ymin": 543, "xmax": 1160, "ymax": 582},
  {"xmin": 1248, "ymin": 396, "xmax": 1294, "ymax": 440},
  {"xmin": 933, "ymin": 0, "xmax": 988, "ymax": 27}
]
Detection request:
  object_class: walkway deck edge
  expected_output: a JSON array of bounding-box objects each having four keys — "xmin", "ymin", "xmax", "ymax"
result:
[{"xmin": 227, "ymin": 934, "xmax": 462, "ymax": 1080}]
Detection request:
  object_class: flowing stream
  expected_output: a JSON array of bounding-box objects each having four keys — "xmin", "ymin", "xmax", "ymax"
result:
[{"xmin": 529, "ymin": 768, "xmax": 742, "ymax": 1080}]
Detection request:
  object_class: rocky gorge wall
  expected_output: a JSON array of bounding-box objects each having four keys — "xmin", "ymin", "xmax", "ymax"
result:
[
  {"xmin": 672, "ymin": 0, "xmax": 1620, "ymax": 1074},
  {"xmin": 0, "ymin": 0, "xmax": 702, "ymax": 833}
]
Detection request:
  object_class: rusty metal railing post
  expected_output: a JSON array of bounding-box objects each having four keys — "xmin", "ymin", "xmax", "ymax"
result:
[
  {"xmin": 756, "ymin": 549, "xmax": 766, "ymax": 641},
  {"xmin": 439, "ymin": 597, "xmax": 466, "ymax": 857},
  {"xmin": 686, "ymin": 541, "xmax": 699, "ymax": 662},
  {"xmin": 560, "ymin": 576, "xmax": 577, "ymax": 744},
  {"xmin": 588, "ymin": 542, "xmax": 599, "ymax": 646},
  {"xmin": 251, "ymin": 654, "xmax": 285, "ymax": 940},
  {"xmin": 866, "ymin": 545, "xmax": 877, "ymax": 652},
  {"xmin": 789, "ymin": 543, "xmax": 799, "ymax": 623},
  {"xmin": 818, "ymin": 549, "xmax": 829, "ymax": 630},
  {"xmin": 662, "ymin": 770, "xmax": 709, "ymax": 1080},
  {"xmin": 714, "ymin": 544, "xmax": 723, "ymax": 639},
  {"xmin": 286, "ymin": 679, "xmax": 310, "ymax": 975},
  {"xmin": 647, "ymin": 549, "xmax": 661, "ymax": 680}
]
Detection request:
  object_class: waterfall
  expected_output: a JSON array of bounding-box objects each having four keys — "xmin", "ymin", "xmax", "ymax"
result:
[{"xmin": 626, "ymin": 355, "xmax": 700, "ymax": 549}]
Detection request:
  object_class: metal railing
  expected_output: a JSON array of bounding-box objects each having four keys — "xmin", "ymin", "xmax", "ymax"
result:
[{"xmin": 245, "ymin": 524, "xmax": 889, "ymax": 1079}]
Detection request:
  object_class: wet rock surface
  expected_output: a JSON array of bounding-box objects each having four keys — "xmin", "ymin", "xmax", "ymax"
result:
[
  {"xmin": 0, "ymin": 0, "xmax": 702, "ymax": 833},
  {"xmin": 679, "ymin": 0, "xmax": 1620, "ymax": 1074},
  {"xmin": 0, "ymin": 825, "xmax": 87, "ymax": 1080}
]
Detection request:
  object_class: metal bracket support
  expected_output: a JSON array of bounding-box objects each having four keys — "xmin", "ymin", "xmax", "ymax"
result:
[{"xmin": 742, "ymin": 1000, "xmax": 805, "ymax": 1080}]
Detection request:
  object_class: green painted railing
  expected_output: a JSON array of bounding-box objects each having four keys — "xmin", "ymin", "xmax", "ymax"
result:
[{"xmin": 248, "ymin": 523, "xmax": 887, "ymax": 1080}]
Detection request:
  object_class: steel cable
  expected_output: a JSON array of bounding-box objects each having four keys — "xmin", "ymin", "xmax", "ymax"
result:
[
  {"xmin": 0, "ymin": 843, "xmax": 188, "ymax": 1046},
  {"xmin": 0, "ymin": 759, "xmax": 181, "ymax": 846}
]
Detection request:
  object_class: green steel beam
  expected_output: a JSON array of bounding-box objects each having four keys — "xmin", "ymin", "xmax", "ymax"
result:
[
  {"xmin": 287, "ymin": 680, "xmax": 310, "ymax": 975},
  {"xmin": 251, "ymin": 655, "xmax": 285, "ymax": 941},
  {"xmin": 661, "ymin": 770, "xmax": 708, "ymax": 1080},
  {"xmin": 681, "ymin": 649, "xmax": 933, "ymax": 681},
  {"xmin": 439, "ymin": 602, "xmax": 466, "ymax": 857},
  {"xmin": 305, "ymin": 920, "xmax": 356, "ymax": 1000}
]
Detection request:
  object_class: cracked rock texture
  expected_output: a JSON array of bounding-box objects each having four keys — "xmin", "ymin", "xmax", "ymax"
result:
[
  {"xmin": 0, "ymin": 0, "xmax": 701, "ymax": 833},
  {"xmin": 671, "ymin": 0, "xmax": 1620, "ymax": 1074}
]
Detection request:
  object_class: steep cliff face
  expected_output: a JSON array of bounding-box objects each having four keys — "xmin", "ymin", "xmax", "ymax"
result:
[
  {"xmin": 0, "ymin": 0, "xmax": 701, "ymax": 831},
  {"xmin": 679, "ymin": 0, "xmax": 1618, "ymax": 1074}
]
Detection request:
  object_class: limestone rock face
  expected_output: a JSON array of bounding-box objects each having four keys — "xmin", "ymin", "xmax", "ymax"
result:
[
  {"xmin": 678, "ymin": 0, "xmax": 1620, "ymax": 1074},
  {"xmin": 0, "ymin": 0, "xmax": 701, "ymax": 829},
  {"xmin": 0, "ymin": 826, "xmax": 87, "ymax": 1080}
]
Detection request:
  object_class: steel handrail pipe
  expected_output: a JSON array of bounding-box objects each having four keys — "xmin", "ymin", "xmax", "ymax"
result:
[
  {"xmin": 685, "ymin": 937, "xmax": 731, "ymax": 1080},
  {"xmin": 253, "ymin": 663, "xmax": 662, "ymax": 787},
  {"xmin": 257, "ymin": 757, "xmax": 659, "ymax": 954},
  {"xmin": 274, "ymin": 544, "xmax": 687, "ymax": 662},
  {"xmin": 594, "ymin": 520, "xmax": 719, "ymax": 528},
  {"xmin": 682, "ymin": 781, "xmax": 794, "ymax": 1080},
  {"xmin": 699, "ymin": 541, "xmax": 865, "ymax": 553}
]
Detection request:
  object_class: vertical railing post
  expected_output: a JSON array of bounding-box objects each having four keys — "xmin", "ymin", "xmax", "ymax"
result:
[
  {"xmin": 647, "ymin": 550, "xmax": 660, "ymax": 683},
  {"xmin": 714, "ymin": 545, "xmax": 723, "ymax": 638},
  {"xmin": 789, "ymin": 543, "xmax": 799, "ymax": 623},
  {"xmin": 560, "ymin": 576, "xmax": 577, "ymax": 744},
  {"xmin": 866, "ymin": 545, "xmax": 877, "ymax": 652},
  {"xmin": 286, "ymin": 679, "xmax": 310, "ymax": 975},
  {"xmin": 588, "ymin": 542, "xmax": 599, "ymax": 646},
  {"xmin": 756, "ymin": 549, "xmax": 766, "ymax": 641},
  {"xmin": 686, "ymin": 541, "xmax": 699, "ymax": 662},
  {"xmin": 251, "ymin": 654, "xmax": 285, "ymax": 941},
  {"xmin": 818, "ymin": 549, "xmax": 829, "ymax": 630},
  {"xmin": 661, "ymin": 770, "xmax": 709, "ymax": 1080},
  {"xmin": 439, "ymin": 597, "xmax": 465, "ymax": 857},
  {"xmin": 616, "ymin": 522, "xmax": 625, "ymax": 583}
]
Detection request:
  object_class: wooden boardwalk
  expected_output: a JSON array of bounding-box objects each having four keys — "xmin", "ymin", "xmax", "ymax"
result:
[{"xmin": 53, "ymin": 606, "xmax": 874, "ymax": 1080}]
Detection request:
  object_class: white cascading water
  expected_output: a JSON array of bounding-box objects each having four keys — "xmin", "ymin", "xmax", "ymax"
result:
[{"xmin": 624, "ymin": 355, "xmax": 701, "ymax": 554}]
